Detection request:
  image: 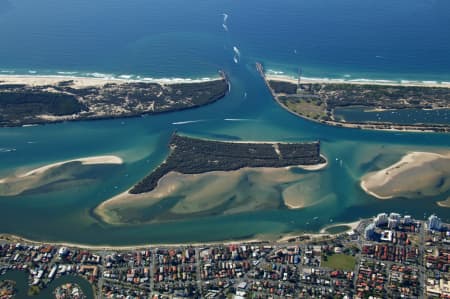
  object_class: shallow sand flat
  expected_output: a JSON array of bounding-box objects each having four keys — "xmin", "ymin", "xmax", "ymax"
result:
[
  {"xmin": 282, "ymin": 174, "xmax": 327, "ymax": 209},
  {"xmin": 360, "ymin": 152, "xmax": 450, "ymax": 200},
  {"xmin": 0, "ymin": 156, "xmax": 123, "ymax": 196},
  {"xmin": 266, "ymin": 74, "xmax": 450, "ymax": 88},
  {"xmin": 95, "ymin": 165, "xmax": 324, "ymax": 225},
  {"xmin": 0, "ymin": 75, "xmax": 220, "ymax": 88},
  {"xmin": 437, "ymin": 197, "xmax": 450, "ymax": 208}
]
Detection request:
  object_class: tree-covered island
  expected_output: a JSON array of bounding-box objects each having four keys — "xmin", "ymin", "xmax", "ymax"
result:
[{"xmin": 130, "ymin": 134, "xmax": 326, "ymax": 194}]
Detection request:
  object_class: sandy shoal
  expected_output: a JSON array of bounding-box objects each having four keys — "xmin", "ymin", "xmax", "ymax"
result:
[
  {"xmin": 437, "ymin": 197, "xmax": 450, "ymax": 208},
  {"xmin": 0, "ymin": 155, "xmax": 123, "ymax": 184},
  {"xmin": 95, "ymin": 161, "xmax": 328, "ymax": 224},
  {"xmin": 360, "ymin": 151, "xmax": 450, "ymax": 200}
]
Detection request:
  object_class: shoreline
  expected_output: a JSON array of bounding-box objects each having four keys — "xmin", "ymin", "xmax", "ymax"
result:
[
  {"xmin": 0, "ymin": 74, "xmax": 222, "ymax": 87},
  {"xmin": 360, "ymin": 151, "xmax": 450, "ymax": 200},
  {"xmin": 0, "ymin": 219, "xmax": 360, "ymax": 250},
  {"xmin": 266, "ymin": 74, "xmax": 450, "ymax": 88},
  {"xmin": 0, "ymin": 156, "xmax": 123, "ymax": 184},
  {"xmin": 257, "ymin": 64, "xmax": 450, "ymax": 133},
  {"xmin": 95, "ymin": 159, "xmax": 328, "ymax": 223}
]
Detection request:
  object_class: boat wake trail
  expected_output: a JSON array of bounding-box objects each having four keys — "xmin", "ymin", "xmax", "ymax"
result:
[
  {"xmin": 221, "ymin": 13, "xmax": 229, "ymax": 32},
  {"xmin": 233, "ymin": 46, "xmax": 241, "ymax": 64},
  {"xmin": 172, "ymin": 120, "xmax": 207, "ymax": 125},
  {"xmin": 0, "ymin": 148, "xmax": 16, "ymax": 153},
  {"xmin": 224, "ymin": 118, "xmax": 253, "ymax": 122}
]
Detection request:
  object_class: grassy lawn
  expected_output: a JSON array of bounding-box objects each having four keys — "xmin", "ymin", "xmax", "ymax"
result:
[
  {"xmin": 321, "ymin": 253, "xmax": 356, "ymax": 271},
  {"xmin": 282, "ymin": 96, "xmax": 326, "ymax": 120}
]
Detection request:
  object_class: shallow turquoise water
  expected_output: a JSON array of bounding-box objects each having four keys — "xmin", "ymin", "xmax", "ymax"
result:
[{"xmin": 0, "ymin": 0, "xmax": 449, "ymax": 244}]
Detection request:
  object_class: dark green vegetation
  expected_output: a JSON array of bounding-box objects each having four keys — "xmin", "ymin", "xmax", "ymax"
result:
[
  {"xmin": 130, "ymin": 134, "xmax": 325, "ymax": 194},
  {"xmin": 267, "ymin": 79, "xmax": 450, "ymax": 131},
  {"xmin": 0, "ymin": 78, "xmax": 228, "ymax": 126}
]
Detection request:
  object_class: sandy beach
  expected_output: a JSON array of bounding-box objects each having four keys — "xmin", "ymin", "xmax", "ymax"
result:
[
  {"xmin": 0, "ymin": 218, "xmax": 363, "ymax": 250},
  {"xmin": 0, "ymin": 74, "xmax": 221, "ymax": 88},
  {"xmin": 360, "ymin": 151, "xmax": 450, "ymax": 200},
  {"xmin": 22, "ymin": 156, "xmax": 123, "ymax": 177},
  {"xmin": 0, "ymin": 156, "xmax": 123, "ymax": 184},
  {"xmin": 266, "ymin": 74, "xmax": 450, "ymax": 88}
]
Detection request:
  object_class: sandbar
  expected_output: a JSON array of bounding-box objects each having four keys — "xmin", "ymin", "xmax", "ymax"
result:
[
  {"xmin": 0, "ymin": 155, "xmax": 123, "ymax": 196},
  {"xmin": 360, "ymin": 151, "xmax": 450, "ymax": 200},
  {"xmin": 95, "ymin": 164, "xmax": 325, "ymax": 225},
  {"xmin": 437, "ymin": 197, "xmax": 450, "ymax": 208}
]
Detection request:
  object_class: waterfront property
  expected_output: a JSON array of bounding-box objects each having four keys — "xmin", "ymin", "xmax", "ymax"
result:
[{"xmin": 1, "ymin": 213, "xmax": 449, "ymax": 298}]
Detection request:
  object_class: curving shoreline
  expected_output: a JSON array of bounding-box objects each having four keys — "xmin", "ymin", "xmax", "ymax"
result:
[
  {"xmin": 0, "ymin": 73, "xmax": 229, "ymax": 127},
  {"xmin": 0, "ymin": 155, "xmax": 124, "ymax": 196},
  {"xmin": 257, "ymin": 63, "xmax": 450, "ymax": 133},
  {"xmin": 95, "ymin": 159, "xmax": 328, "ymax": 225},
  {"xmin": 360, "ymin": 151, "xmax": 450, "ymax": 200}
]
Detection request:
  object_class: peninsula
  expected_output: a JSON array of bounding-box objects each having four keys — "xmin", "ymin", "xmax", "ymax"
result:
[
  {"xmin": 0, "ymin": 73, "xmax": 228, "ymax": 127},
  {"xmin": 95, "ymin": 134, "xmax": 327, "ymax": 224},
  {"xmin": 257, "ymin": 63, "xmax": 450, "ymax": 132}
]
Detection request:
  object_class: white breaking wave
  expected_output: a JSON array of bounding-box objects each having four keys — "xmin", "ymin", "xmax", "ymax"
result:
[
  {"xmin": 349, "ymin": 78, "xmax": 396, "ymax": 84},
  {"xmin": 28, "ymin": 70, "xmax": 37, "ymax": 74},
  {"xmin": 172, "ymin": 120, "xmax": 206, "ymax": 125},
  {"xmin": 233, "ymin": 55, "xmax": 239, "ymax": 64},
  {"xmin": 222, "ymin": 23, "xmax": 228, "ymax": 31},
  {"xmin": 1, "ymin": 70, "xmax": 15, "ymax": 73},
  {"xmin": 267, "ymin": 69, "xmax": 284, "ymax": 75},
  {"xmin": 118, "ymin": 74, "xmax": 133, "ymax": 79},
  {"xmin": 57, "ymin": 71, "xmax": 78, "ymax": 75},
  {"xmin": 85, "ymin": 72, "xmax": 115, "ymax": 79}
]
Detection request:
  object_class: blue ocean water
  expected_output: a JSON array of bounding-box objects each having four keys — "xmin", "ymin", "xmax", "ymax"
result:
[
  {"xmin": 0, "ymin": 0, "xmax": 449, "ymax": 80},
  {"xmin": 0, "ymin": 0, "xmax": 449, "ymax": 244}
]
